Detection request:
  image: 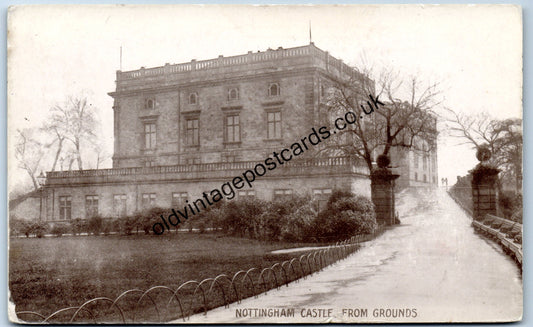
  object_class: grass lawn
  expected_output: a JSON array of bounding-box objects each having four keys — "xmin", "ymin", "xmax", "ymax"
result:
[{"xmin": 10, "ymin": 233, "xmax": 322, "ymax": 322}]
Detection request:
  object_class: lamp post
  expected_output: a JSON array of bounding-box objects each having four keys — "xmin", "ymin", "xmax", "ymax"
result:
[{"xmin": 37, "ymin": 171, "xmax": 46, "ymax": 221}]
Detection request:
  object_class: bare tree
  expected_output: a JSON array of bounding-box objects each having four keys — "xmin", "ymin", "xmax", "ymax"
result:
[
  {"xmin": 13, "ymin": 95, "xmax": 101, "ymax": 194},
  {"xmin": 495, "ymin": 119, "xmax": 522, "ymax": 191},
  {"xmin": 42, "ymin": 104, "xmax": 69, "ymax": 171},
  {"xmin": 14, "ymin": 129, "xmax": 45, "ymax": 190},
  {"xmin": 65, "ymin": 96, "xmax": 97, "ymax": 170},
  {"xmin": 90, "ymin": 139, "xmax": 110, "ymax": 169},
  {"xmin": 42, "ymin": 95, "xmax": 98, "ymax": 171},
  {"xmin": 446, "ymin": 110, "xmax": 522, "ymax": 191},
  {"xmin": 321, "ymin": 67, "xmax": 440, "ymax": 172},
  {"xmin": 444, "ymin": 109, "xmax": 502, "ymax": 154}
]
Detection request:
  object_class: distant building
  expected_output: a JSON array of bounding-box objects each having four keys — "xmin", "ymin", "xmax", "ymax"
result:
[
  {"xmin": 388, "ymin": 106, "xmax": 438, "ymax": 189},
  {"xmin": 391, "ymin": 136, "xmax": 438, "ymax": 189}
]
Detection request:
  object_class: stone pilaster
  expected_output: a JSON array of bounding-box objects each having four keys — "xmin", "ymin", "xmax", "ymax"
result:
[
  {"xmin": 371, "ymin": 168, "xmax": 400, "ymax": 225},
  {"xmin": 471, "ymin": 164, "xmax": 500, "ymax": 221}
]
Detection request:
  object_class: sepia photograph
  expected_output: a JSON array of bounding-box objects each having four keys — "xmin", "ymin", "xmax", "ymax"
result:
[{"xmin": 6, "ymin": 4, "xmax": 523, "ymax": 323}]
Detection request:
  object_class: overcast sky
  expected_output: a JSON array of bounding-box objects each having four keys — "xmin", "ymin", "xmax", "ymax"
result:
[{"xmin": 7, "ymin": 4, "xmax": 522, "ymax": 191}]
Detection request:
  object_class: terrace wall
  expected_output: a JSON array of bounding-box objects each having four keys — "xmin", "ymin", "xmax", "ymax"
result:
[{"xmin": 42, "ymin": 157, "xmax": 370, "ymax": 221}]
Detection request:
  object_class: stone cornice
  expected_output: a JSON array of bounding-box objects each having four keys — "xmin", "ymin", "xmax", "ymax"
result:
[{"xmin": 108, "ymin": 67, "xmax": 321, "ymax": 98}]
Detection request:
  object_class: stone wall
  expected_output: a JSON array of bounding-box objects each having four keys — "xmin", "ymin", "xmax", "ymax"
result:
[{"xmin": 42, "ymin": 171, "xmax": 370, "ymax": 221}]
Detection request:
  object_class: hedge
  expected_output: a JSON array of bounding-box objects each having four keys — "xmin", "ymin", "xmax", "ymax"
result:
[{"xmin": 9, "ymin": 190, "xmax": 378, "ymax": 242}]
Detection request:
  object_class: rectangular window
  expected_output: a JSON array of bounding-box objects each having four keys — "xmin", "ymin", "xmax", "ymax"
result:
[
  {"xmin": 273, "ymin": 189, "xmax": 293, "ymax": 200},
  {"xmin": 225, "ymin": 115, "xmax": 240, "ymax": 143},
  {"xmin": 186, "ymin": 118, "xmax": 199, "ymax": 146},
  {"xmin": 172, "ymin": 192, "xmax": 189, "ymax": 208},
  {"xmin": 144, "ymin": 123, "xmax": 156, "ymax": 149},
  {"xmin": 222, "ymin": 155, "xmax": 236, "ymax": 163},
  {"xmin": 185, "ymin": 157, "xmax": 200, "ymax": 165},
  {"xmin": 423, "ymin": 154, "xmax": 428, "ymax": 170},
  {"xmin": 313, "ymin": 189, "xmax": 332, "ymax": 212},
  {"xmin": 85, "ymin": 195, "xmax": 99, "ymax": 218},
  {"xmin": 144, "ymin": 160, "xmax": 157, "ymax": 167},
  {"xmin": 413, "ymin": 152, "xmax": 419, "ymax": 169},
  {"xmin": 59, "ymin": 196, "xmax": 72, "ymax": 220},
  {"xmin": 313, "ymin": 188, "xmax": 332, "ymax": 196},
  {"xmin": 267, "ymin": 111, "xmax": 282, "ymax": 139},
  {"xmin": 113, "ymin": 194, "xmax": 127, "ymax": 218},
  {"xmin": 238, "ymin": 190, "xmax": 255, "ymax": 199},
  {"xmin": 142, "ymin": 193, "xmax": 157, "ymax": 209},
  {"xmin": 414, "ymin": 172, "xmax": 418, "ymax": 181}
]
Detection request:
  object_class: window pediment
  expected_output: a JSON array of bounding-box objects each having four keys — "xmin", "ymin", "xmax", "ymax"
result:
[
  {"xmin": 139, "ymin": 113, "xmax": 160, "ymax": 122},
  {"xmin": 220, "ymin": 105, "xmax": 243, "ymax": 111},
  {"xmin": 181, "ymin": 109, "xmax": 201, "ymax": 117},
  {"xmin": 261, "ymin": 100, "xmax": 284, "ymax": 107}
]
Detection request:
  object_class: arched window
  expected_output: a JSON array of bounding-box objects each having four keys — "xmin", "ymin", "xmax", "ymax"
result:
[
  {"xmin": 228, "ymin": 88, "xmax": 239, "ymax": 101},
  {"xmin": 189, "ymin": 93, "xmax": 198, "ymax": 105},
  {"xmin": 145, "ymin": 98, "xmax": 155, "ymax": 110},
  {"xmin": 269, "ymin": 83, "xmax": 280, "ymax": 96}
]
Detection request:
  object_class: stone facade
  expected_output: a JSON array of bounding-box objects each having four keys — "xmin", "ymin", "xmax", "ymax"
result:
[
  {"xmin": 110, "ymin": 44, "xmax": 365, "ymax": 168},
  {"xmin": 391, "ymin": 141, "xmax": 439, "ymax": 189},
  {"xmin": 37, "ymin": 43, "xmax": 373, "ymax": 222}
]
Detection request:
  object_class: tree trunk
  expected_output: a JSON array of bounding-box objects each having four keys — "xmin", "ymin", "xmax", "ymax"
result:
[
  {"xmin": 75, "ymin": 141, "xmax": 83, "ymax": 170},
  {"xmin": 28, "ymin": 170, "xmax": 39, "ymax": 190},
  {"xmin": 50, "ymin": 138, "xmax": 63, "ymax": 171}
]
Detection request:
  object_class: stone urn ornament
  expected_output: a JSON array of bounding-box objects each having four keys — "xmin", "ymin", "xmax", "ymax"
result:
[
  {"xmin": 377, "ymin": 154, "xmax": 391, "ymax": 168},
  {"xmin": 471, "ymin": 144, "xmax": 500, "ymax": 185},
  {"xmin": 476, "ymin": 144, "xmax": 492, "ymax": 163}
]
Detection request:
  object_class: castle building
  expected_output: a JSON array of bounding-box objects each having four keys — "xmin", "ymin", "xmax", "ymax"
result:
[
  {"xmin": 16, "ymin": 43, "xmax": 437, "ymax": 222},
  {"xmin": 38, "ymin": 43, "xmax": 375, "ymax": 221}
]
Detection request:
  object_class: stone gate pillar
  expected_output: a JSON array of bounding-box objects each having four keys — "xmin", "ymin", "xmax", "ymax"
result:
[
  {"xmin": 470, "ymin": 146, "xmax": 500, "ymax": 221},
  {"xmin": 371, "ymin": 155, "xmax": 400, "ymax": 225}
]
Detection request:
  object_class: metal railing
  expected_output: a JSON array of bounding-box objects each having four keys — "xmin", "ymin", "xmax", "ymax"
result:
[
  {"xmin": 16, "ymin": 229, "xmax": 385, "ymax": 323},
  {"xmin": 471, "ymin": 214, "xmax": 522, "ymax": 267}
]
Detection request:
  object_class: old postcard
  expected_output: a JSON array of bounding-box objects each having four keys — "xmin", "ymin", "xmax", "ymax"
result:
[{"xmin": 7, "ymin": 4, "xmax": 523, "ymax": 323}]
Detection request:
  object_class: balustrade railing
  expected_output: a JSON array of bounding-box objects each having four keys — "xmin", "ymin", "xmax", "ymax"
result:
[
  {"xmin": 117, "ymin": 44, "xmax": 356, "ymax": 82},
  {"xmin": 46, "ymin": 156, "xmax": 368, "ymax": 179}
]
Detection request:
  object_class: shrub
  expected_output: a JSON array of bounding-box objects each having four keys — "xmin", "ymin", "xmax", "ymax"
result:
[
  {"xmin": 203, "ymin": 205, "xmax": 224, "ymax": 232},
  {"xmin": 70, "ymin": 218, "xmax": 87, "ymax": 235},
  {"xmin": 258, "ymin": 194, "xmax": 314, "ymax": 241},
  {"xmin": 28, "ymin": 221, "xmax": 48, "ymax": 238},
  {"xmin": 220, "ymin": 198, "xmax": 266, "ymax": 238},
  {"xmin": 281, "ymin": 203, "xmax": 317, "ymax": 242},
  {"xmin": 51, "ymin": 224, "xmax": 69, "ymax": 237},
  {"xmin": 499, "ymin": 191, "xmax": 522, "ymax": 221},
  {"xmin": 102, "ymin": 218, "xmax": 121, "ymax": 235},
  {"xmin": 122, "ymin": 215, "xmax": 138, "ymax": 235},
  {"xmin": 313, "ymin": 191, "xmax": 377, "ymax": 242},
  {"xmin": 326, "ymin": 189, "xmax": 354, "ymax": 208},
  {"xmin": 258, "ymin": 211, "xmax": 285, "ymax": 241},
  {"xmin": 88, "ymin": 216, "xmax": 104, "ymax": 235},
  {"xmin": 9, "ymin": 217, "xmax": 29, "ymax": 237}
]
